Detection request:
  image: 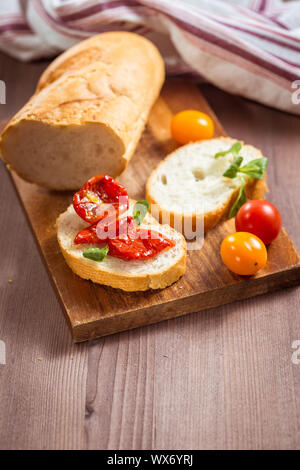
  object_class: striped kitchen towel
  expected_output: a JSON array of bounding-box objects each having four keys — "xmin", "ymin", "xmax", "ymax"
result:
[{"xmin": 0, "ymin": 0, "xmax": 299, "ymax": 114}]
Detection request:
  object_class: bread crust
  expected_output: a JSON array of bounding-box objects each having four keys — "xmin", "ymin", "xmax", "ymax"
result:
[
  {"xmin": 0, "ymin": 32, "xmax": 165, "ymax": 190},
  {"xmin": 146, "ymin": 137, "xmax": 266, "ymax": 236},
  {"xmin": 57, "ymin": 202, "xmax": 187, "ymax": 292},
  {"xmin": 58, "ymin": 246, "xmax": 187, "ymax": 292}
]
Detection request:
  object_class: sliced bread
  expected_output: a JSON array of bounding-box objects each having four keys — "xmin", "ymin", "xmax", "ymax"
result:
[
  {"xmin": 146, "ymin": 137, "xmax": 266, "ymax": 236},
  {"xmin": 0, "ymin": 32, "xmax": 165, "ymax": 190},
  {"xmin": 57, "ymin": 201, "xmax": 187, "ymax": 292}
]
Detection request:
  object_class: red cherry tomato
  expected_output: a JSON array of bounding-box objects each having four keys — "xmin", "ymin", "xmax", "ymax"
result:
[
  {"xmin": 220, "ymin": 232, "xmax": 267, "ymax": 276},
  {"xmin": 73, "ymin": 174, "xmax": 129, "ymax": 224},
  {"xmin": 235, "ymin": 200, "xmax": 282, "ymax": 245},
  {"xmin": 171, "ymin": 110, "xmax": 214, "ymax": 145}
]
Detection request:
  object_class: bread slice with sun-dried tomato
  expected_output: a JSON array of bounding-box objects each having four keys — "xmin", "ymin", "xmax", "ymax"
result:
[{"xmin": 57, "ymin": 200, "xmax": 186, "ymax": 292}]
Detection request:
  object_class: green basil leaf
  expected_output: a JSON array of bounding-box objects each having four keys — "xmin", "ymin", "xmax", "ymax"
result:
[
  {"xmin": 223, "ymin": 156, "xmax": 243, "ymax": 178},
  {"xmin": 238, "ymin": 157, "xmax": 268, "ymax": 180},
  {"xmin": 83, "ymin": 247, "xmax": 109, "ymax": 262},
  {"xmin": 229, "ymin": 180, "xmax": 246, "ymax": 218},
  {"xmin": 133, "ymin": 200, "xmax": 149, "ymax": 225},
  {"xmin": 214, "ymin": 141, "xmax": 242, "ymax": 159}
]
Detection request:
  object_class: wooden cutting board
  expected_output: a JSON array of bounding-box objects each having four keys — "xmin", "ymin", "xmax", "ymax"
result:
[{"xmin": 4, "ymin": 80, "xmax": 300, "ymax": 342}]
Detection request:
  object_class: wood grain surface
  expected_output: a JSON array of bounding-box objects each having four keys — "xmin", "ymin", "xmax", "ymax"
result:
[
  {"xmin": 4, "ymin": 80, "xmax": 300, "ymax": 342},
  {"xmin": 0, "ymin": 52, "xmax": 300, "ymax": 449}
]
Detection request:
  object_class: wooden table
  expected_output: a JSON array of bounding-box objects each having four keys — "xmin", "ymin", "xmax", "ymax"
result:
[{"xmin": 0, "ymin": 51, "xmax": 299, "ymax": 450}]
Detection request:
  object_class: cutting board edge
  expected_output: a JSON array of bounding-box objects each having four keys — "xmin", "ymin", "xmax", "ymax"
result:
[{"xmin": 71, "ymin": 263, "xmax": 300, "ymax": 342}]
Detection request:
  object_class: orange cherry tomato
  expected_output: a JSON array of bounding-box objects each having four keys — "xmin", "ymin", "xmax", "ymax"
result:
[
  {"xmin": 171, "ymin": 110, "xmax": 215, "ymax": 144},
  {"xmin": 220, "ymin": 232, "xmax": 267, "ymax": 276}
]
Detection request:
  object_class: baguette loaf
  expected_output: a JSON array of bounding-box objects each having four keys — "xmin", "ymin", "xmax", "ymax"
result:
[
  {"xmin": 57, "ymin": 201, "xmax": 187, "ymax": 292},
  {"xmin": 0, "ymin": 32, "xmax": 165, "ymax": 190},
  {"xmin": 146, "ymin": 137, "xmax": 266, "ymax": 236}
]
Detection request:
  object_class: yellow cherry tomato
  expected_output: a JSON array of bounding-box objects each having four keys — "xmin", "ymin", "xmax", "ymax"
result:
[
  {"xmin": 220, "ymin": 232, "xmax": 267, "ymax": 276},
  {"xmin": 171, "ymin": 110, "xmax": 214, "ymax": 144}
]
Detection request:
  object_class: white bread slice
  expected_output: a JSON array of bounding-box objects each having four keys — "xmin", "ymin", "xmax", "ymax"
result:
[
  {"xmin": 146, "ymin": 137, "xmax": 266, "ymax": 236},
  {"xmin": 57, "ymin": 200, "xmax": 186, "ymax": 292},
  {"xmin": 0, "ymin": 32, "xmax": 165, "ymax": 190}
]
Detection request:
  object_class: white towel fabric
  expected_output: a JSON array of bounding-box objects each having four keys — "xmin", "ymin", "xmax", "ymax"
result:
[{"xmin": 0, "ymin": 0, "xmax": 299, "ymax": 114}]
